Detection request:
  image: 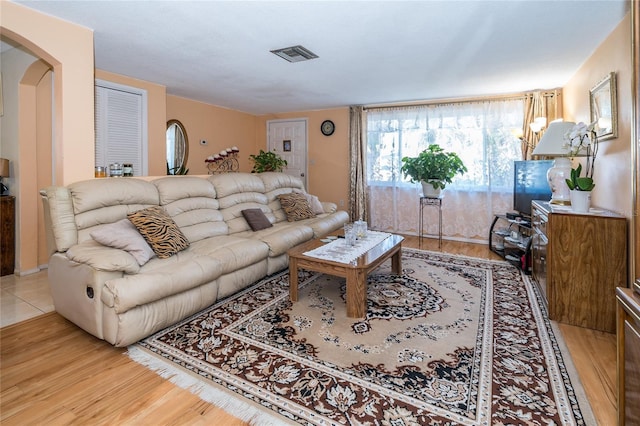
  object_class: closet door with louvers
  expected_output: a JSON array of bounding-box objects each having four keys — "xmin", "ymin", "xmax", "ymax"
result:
[{"xmin": 95, "ymin": 81, "xmax": 148, "ymax": 176}]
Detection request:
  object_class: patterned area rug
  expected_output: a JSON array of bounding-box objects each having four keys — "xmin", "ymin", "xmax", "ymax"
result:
[{"xmin": 128, "ymin": 249, "xmax": 594, "ymax": 425}]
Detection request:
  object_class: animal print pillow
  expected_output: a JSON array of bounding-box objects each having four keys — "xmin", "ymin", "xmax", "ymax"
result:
[
  {"xmin": 277, "ymin": 192, "xmax": 317, "ymax": 222},
  {"xmin": 127, "ymin": 206, "xmax": 190, "ymax": 258}
]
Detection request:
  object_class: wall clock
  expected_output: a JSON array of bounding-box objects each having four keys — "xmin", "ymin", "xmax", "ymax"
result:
[{"xmin": 321, "ymin": 120, "xmax": 335, "ymax": 136}]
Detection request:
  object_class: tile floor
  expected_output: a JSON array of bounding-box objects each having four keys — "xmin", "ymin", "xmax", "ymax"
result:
[{"xmin": 0, "ymin": 270, "xmax": 54, "ymax": 328}]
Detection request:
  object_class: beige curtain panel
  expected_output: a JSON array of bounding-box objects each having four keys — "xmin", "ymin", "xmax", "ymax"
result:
[{"xmin": 349, "ymin": 105, "xmax": 366, "ymax": 223}]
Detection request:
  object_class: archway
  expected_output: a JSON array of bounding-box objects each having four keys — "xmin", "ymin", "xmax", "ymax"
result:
[
  {"xmin": 19, "ymin": 59, "xmax": 53, "ymax": 271},
  {"xmin": 1, "ymin": 1, "xmax": 94, "ymax": 274}
]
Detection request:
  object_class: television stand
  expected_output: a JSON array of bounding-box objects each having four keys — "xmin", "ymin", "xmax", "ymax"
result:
[{"xmin": 489, "ymin": 214, "xmax": 532, "ymax": 273}]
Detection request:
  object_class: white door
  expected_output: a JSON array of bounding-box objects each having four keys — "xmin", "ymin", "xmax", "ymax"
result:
[{"xmin": 267, "ymin": 119, "xmax": 308, "ymax": 187}]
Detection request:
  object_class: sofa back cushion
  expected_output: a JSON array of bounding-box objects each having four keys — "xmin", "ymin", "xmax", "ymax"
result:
[
  {"xmin": 209, "ymin": 173, "xmax": 274, "ymax": 234},
  {"xmin": 68, "ymin": 178, "xmax": 160, "ymax": 243},
  {"xmin": 258, "ymin": 172, "xmax": 308, "ymax": 223},
  {"xmin": 153, "ymin": 176, "xmax": 227, "ymax": 242}
]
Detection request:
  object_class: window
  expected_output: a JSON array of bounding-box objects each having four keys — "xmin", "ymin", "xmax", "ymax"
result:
[
  {"xmin": 365, "ymin": 99, "xmax": 525, "ymax": 241},
  {"xmin": 95, "ymin": 80, "xmax": 148, "ymax": 176},
  {"xmin": 366, "ymin": 100, "xmax": 523, "ymax": 191}
]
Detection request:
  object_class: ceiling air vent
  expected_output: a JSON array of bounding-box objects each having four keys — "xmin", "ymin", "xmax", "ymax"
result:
[{"xmin": 270, "ymin": 45, "xmax": 318, "ymax": 63}]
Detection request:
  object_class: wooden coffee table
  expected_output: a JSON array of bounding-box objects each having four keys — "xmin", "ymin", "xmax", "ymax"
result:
[{"xmin": 288, "ymin": 233, "xmax": 404, "ymax": 318}]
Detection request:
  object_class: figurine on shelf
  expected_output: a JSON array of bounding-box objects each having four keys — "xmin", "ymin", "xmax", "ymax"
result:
[{"xmin": 206, "ymin": 146, "xmax": 240, "ymax": 174}]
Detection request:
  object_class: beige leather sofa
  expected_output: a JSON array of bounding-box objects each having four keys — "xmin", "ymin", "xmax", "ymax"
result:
[{"xmin": 40, "ymin": 172, "xmax": 349, "ymax": 347}]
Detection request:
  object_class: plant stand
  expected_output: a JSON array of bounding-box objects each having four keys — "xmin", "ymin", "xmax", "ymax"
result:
[{"xmin": 419, "ymin": 196, "xmax": 442, "ymax": 248}]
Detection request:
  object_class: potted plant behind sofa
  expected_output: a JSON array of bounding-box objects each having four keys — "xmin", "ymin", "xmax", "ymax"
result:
[
  {"xmin": 249, "ymin": 150, "xmax": 288, "ymax": 173},
  {"xmin": 401, "ymin": 144, "xmax": 467, "ymax": 198}
]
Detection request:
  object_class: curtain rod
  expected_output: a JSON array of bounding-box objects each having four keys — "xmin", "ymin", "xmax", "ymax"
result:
[{"xmin": 362, "ymin": 89, "xmax": 561, "ymax": 111}]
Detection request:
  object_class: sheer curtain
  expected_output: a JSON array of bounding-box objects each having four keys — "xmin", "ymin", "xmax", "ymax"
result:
[{"xmin": 366, "ymin": 99, "xmax": 524, "ymax": 243}]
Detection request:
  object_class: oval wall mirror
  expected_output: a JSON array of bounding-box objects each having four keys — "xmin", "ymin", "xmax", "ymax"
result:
[{"xmin": 166, "ymin": 119, "xmax": 189, "ymax": 174}]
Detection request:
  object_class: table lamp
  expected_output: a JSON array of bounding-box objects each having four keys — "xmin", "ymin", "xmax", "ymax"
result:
[
  {"xmin": 531, "ymin": 121, "xmax": 575, "ymax": 205},
  {"xmin": 0, "ymin": 158, "xmax": 9, "ymax": 195}
]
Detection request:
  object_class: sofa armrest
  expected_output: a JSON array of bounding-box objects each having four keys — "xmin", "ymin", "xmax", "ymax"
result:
[
  {"xmin": 66, "ymin": 240, "xmax": 140, "ymax": 274},
  {"xmin": 321, "ymin": 202, "xmax": 337, "ymax": 214},
  {"xmin": 40, "ymin": 187, "xmax": 78, "ymax": 254}
]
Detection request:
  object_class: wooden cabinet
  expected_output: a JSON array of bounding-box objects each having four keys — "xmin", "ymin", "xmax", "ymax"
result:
[
  {"xmin": 617, "ymin": 285, "xmax": 640, "ymax": 426},
  {"xmin": 1, "ymin": 195, "xmax": 16, "ymax": 276},
  {"xmin": 531, "ymin": 201, "xmax": 627, "ymax": 333}
]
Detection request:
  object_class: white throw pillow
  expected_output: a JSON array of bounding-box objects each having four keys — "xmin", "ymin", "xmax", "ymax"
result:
[
  {"xmin": 90, "ymin": 219, "xmax": 155, "ymax": 266},
  {"xmin": 304, "ymin": 193, "xmax": 325, "ymax": 214}
]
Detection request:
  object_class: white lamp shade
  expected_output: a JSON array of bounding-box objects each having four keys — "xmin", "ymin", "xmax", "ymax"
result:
[{"xmin": 531, "ymin": 121, "xmax": 575, "ymax": 156}]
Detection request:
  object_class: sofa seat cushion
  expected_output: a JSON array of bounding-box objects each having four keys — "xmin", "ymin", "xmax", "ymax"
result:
[
  {"xmin": 189, "ymin": 236, "xmax": 270, "ymax": 275},
  {"xmin": 236, "ymin": 222, "xmax": 314, "ymax": 257},
  {"xmin": 101, "ymin": 255, "xmax": 223, "ymax": 314},
  {"xmin": 66, "ymin": 240, "xmax": 140, "ymax": 274}
]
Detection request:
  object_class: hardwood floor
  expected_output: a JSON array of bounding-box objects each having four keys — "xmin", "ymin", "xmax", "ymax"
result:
[{"xmin": 0, "ymin": 236, "xmax": 617, "ymax": 425}]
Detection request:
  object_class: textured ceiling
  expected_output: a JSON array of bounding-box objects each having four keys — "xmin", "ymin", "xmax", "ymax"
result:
[{"xmin": 9, "ymin": 0, "xmax": 630, "ymax": 115}]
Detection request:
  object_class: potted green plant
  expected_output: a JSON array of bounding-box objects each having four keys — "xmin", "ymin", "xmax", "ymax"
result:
[
  {"xmin": 249, "ymin": 150, "xmax": 288, "ymax": 173},
  {"xmin": 565, "ymin": 163, "xmax": 594, "ymax": 213},
  {"xmin": 565, "ymin": 163, "xmax": 595, "ymax": 191},
  {"xmin": 401, "ymin": 144, "xmax": 467, "ymax": 197}
]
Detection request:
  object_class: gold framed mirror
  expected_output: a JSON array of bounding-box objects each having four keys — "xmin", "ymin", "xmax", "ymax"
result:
[
  {"xmin": 589, "ymin": 72, "xmax": 618, "ymax": 141},
  {"xmin": 166, "ymin": 119, "xmax": 189, "ymax": 174}
]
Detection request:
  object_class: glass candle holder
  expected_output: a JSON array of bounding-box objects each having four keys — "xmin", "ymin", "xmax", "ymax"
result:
[
  {"xmin": 109, "ymin": 163, "xmax": 123, "ymax": 177},
  {"xmin": 344, "ymin": 223, "xmax": 356, "ymax": 246},
  {"xmin": 354, "ymin": 220, "xmax": 368, "ymax": 239}
]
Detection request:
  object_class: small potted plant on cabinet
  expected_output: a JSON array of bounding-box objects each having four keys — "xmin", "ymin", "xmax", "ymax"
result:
[
  {"xmin": 565, "ymin": 163, "xmax": 595, "ymax": 213},
  {"xmin": 401, "ymin": 144, "xmax": 467, "ymax": 197},
  {"xmin": 249, "ymin": 150, "xmax": 288, "ymax": 173}
]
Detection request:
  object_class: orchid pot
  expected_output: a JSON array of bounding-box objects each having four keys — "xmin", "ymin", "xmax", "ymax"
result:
[
  {"xmin": 565, "ymin": 163, "xmax": 594, "ymax": 213},
  {"xmin": 569, "ymin": 190, "xmax": 591, "ymax": 213}
]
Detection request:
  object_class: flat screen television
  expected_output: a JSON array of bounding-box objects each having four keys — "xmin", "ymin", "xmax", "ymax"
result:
[{"xmin": 513, "ymin": 160, "xmax": 554, "ymax": 217}]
